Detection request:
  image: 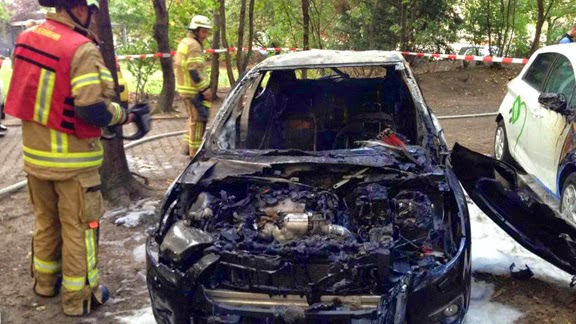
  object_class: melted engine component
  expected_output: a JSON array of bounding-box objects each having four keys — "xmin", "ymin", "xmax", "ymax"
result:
[
  {"xmin": 260, "ymin": 198, "xmax": 353, "ymax": 243},
  {"xmin": 186, "ymin": 179, "xmax": 441, "ymax": 263}
]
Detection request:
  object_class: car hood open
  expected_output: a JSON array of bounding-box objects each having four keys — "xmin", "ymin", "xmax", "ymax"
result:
[{"xmin": 450, "ymin": 143, "xmax": 576, "ymax": 278}]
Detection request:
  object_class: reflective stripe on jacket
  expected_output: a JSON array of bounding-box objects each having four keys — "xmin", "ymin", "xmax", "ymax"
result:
[{"xmin": 5, "ymin": 19, "xmax": 101, "ymax": 139}]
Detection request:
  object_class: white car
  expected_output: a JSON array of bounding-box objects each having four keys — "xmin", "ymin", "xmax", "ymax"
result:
[{"xmin": 494, "ymin": 43, "xmax": 576, "ymax": 221}]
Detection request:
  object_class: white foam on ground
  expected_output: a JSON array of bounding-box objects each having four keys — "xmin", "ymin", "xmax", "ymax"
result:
[
  {"xmin": 117, "ymin": 307, "xmax": 155, "ymax": 324},
  {"xmin": 133, "ymin": 244, "xmax": 146, "ymax": 263},
  {"xmin": 464, "ymin": 279, "xmax": 522, "ymax": 323},
  {"xmin": 469, "ymin": 201, "xmax": 573, "ymax": 284},
  {"xmin": 113, "ymin": 199, "xmax": 158, "ymax": 228}
]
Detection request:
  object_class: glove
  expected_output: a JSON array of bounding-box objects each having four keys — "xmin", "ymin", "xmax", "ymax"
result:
[
  {"xmin": 191, "ymin": 94, "xmax": 210, "ymax": 122},
  {"xmin": 124, "ymin": 102, "xmax": 151, "ymax": 140}
]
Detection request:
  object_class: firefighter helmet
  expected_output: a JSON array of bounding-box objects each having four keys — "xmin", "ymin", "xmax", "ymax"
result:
[
  {"xmin": 188, "ymin": 15, "xmax": 212, "ymax": 30},
  {"xmin": 38, "ymin": 0, "xmax": 100, "ymax": 9}
]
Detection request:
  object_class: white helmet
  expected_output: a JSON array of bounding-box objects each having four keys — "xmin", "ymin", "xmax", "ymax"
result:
[{"xmin": 188, "ymin": 15, "xmax": 212, "ymax": 30}]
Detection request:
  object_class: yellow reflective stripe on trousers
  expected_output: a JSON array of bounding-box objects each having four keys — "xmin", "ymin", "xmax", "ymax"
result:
[
  {"xmin": 63, "ymin": 275, "xmax": 85, "ymax": 291},
  {"xmin": 33, "ymin": 257, "xmax": 61, "ymax": 274},
  {"xmin": 85, "ymin": 229, "xmax": 100, "ymax": 288},
  {"xmin": 191, "ymin": 123, "xmax": 204, "ymax": 149},
  {"xmin": 34, "ymin": 69, "xmax": 56, "ymax": 125},
  {"xmin": 23, "ymin": 145, "xmax": 103, "ymax": 168},
  {"xmin": 50, "ymin": 129, "xmax": 69, "ymax": 153},
  {"xmin": 71, "ymin": 73, "xmax": 100, "ymax": 93}
]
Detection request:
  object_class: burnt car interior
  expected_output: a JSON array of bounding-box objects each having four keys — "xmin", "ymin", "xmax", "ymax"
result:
[{"xmin": 232, "ymin": 65, "xmax": 419, "ymax": 151}]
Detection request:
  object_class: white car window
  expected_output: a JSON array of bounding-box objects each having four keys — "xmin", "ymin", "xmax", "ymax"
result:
[
  {"xmin": 522, "ymin": 53, "xmax": 557, "ymax": 91},
  {"xmin": 543, "ymin": 55, "xmax": 575, "ymax": 100}
]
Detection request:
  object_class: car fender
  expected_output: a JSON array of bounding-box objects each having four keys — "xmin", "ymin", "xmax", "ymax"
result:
[{"xmin": 557, "ymin": 152, "xmax": 576, "ymax": 194}]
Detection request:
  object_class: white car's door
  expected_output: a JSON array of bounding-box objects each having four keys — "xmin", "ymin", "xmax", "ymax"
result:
[
  {"xmin": 533, "ymin": 54, "xmax": 575, "ymax": 194},
  {"xmin": 508, "ymin": 53, "xmax": 557, "ymax": 176},
  {"xmin": 508, "ymin": 53, "xmax": 557, "ymax": 174}
]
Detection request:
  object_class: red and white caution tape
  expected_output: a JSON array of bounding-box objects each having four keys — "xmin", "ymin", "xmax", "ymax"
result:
[
  {"xmin": 115, "ymin": 47, "xmax": 301, "ymax": 61},
  {"xmin": 400, "ymin": 51, "xmax": 529, "ymax": 64}
]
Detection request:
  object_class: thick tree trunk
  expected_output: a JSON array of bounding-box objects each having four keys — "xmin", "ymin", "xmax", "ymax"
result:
[
  {"xmin": 152, "ymin": 0, "xmax": 176, "ymax": 114},
  {"xmin": 95, "ymin": 0, "xmax": 154, "ymax": 205},
  {"xmin": 210, "ymin": 11, "xmax": 221, "ymax": 98},
  {"xmin": 219, "ymin": 0, "xmax": 236, "ymax": 87}
]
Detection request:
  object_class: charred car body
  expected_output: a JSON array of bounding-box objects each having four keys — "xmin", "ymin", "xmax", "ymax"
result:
[{"xmin": 146, "ymin": 51, "xmax": 473, "ymax": 323}]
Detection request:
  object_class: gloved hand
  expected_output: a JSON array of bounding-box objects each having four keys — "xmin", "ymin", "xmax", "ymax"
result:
[
  {"xmin": 123, "ymin": 102, "xmax": 151, "ymax": 140},
  {"xmin": 191, "ymin": 95, "xmax": 209, "ymax": 122}
]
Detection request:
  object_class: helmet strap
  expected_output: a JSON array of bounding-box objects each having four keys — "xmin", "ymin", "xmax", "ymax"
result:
[{"xmin": 66, "ymin": 6, "xmax": 93, "ymax": 29}]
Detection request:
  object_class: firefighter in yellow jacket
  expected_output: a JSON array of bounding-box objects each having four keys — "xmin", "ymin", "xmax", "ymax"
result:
[
  {"xmin": 5, "ymin": 0, "xmax": 137, "ymax": 316},
  {"xmin": 174, "ymin": 15, "xmax": 213, "ymax": 157}
]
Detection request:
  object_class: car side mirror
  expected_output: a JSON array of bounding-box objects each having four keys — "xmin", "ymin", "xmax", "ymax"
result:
[{"xmin": 538, "ymin": 92, "xmax": 568, "ymax": 114}]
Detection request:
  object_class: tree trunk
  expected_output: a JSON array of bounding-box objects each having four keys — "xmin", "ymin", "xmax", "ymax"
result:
[
  {"xmin": 219, "ymin": 0, "xmax": 236, "ymax": 87},
  {"xmin": 152, "ymin": 0, "xmax": 175, "ymax": 114},
  {"xmin": 302, "ymin": 0, "xmax": 310, "ymax": 50},
  {"xmin": 301, "ymin": 0, "xmax": 310, "ymax": 79},
  {"xmin": 210, "ymin": 11, "xmax": 221, "ymax": 98},
  {"xmin": 236, "ymin": 0, "xmax": 247, "ymax": 73},
  {"xmin": 94, "ymin": 0, "xmax": 153, "ymax": 205},
  {"xmin": 241, "ymin": 0, "xmax": 255, "ymax": 71},
  {"xmin": 531, "ymin": 0, "xmax": 556, "ymax": 53},
  {"xmin": 399, "ymin": 1, "xmax": 407, "ymax": 50}
]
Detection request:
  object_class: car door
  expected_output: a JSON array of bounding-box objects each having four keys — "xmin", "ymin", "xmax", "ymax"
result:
[
  {"xmin": 532, "ymin": 55, "xmax": 575, "ymax": 195},
  {"xmin": 450, "ymin": 143, "xmax": 576, "ymax": 278},
  {"xmin": 506, "ymin": 53, "xmax": 557, "ymax": 176}
]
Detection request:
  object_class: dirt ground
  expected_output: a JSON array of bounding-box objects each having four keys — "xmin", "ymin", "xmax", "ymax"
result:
[{"xmin": 1, "ymin": 60, "xmax": 575, "ymax": 323}]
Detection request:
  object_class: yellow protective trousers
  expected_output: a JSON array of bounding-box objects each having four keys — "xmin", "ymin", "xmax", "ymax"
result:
[
  {"xmin": 180, "ymin": 97, "xmax": 209, "ymax": 157},
  {"xmin": 27, "ymin": 170, "xmax": 106, "ymax": 316}
]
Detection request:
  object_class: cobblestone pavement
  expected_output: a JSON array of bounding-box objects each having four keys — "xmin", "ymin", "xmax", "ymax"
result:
[
  {"xmin": 0, "ymin": 116, "xmax": 25, "ymax": 189},
  {"xmin": 0, "ymin": 115, "xmax": 192, "ymax": 190}
]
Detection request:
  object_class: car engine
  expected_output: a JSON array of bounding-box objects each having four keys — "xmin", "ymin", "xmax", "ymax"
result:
[{"xmin": 158, "ymin": 165, "xmax": 450, "ymax": 299}]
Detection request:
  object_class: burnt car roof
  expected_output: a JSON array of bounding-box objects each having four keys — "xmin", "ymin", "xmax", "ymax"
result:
[{"xmin": 254, "ymin": 50, "xmax": 405, "ymax": 70}]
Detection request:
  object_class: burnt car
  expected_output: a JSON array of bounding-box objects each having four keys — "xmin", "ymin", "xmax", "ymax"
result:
[{"xmin": 146, "ymin": 50, "xmax": 576, "ymax": 323}]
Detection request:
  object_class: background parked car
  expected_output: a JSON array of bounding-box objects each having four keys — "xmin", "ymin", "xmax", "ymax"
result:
[{"xmin": 493, "ymin": 43, "xmax": 576, "ymax": 224}]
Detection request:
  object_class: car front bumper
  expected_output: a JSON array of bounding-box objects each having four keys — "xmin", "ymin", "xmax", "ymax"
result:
[{"xmin": 146, "ymin": 234, "xmax": 470, "ymax": 324}]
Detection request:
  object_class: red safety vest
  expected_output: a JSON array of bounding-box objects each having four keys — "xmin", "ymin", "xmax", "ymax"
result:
[{"xmin": 5, "ymin": 20, "xmax": 101, "ymax": 139}]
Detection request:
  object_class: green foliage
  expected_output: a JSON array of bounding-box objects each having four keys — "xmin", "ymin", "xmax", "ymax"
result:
[{"xmin": 117, "ymin": 39, "xmax": 159, "ymax": 101}]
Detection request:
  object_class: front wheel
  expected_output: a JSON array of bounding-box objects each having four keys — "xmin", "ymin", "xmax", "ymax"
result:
[
  {"xmin": 561, "ymin": 173, "xmax": 576, "ymax": 225},
  {"xmin": 494, "ymin": 120, "xmax": 513, "ymax": 163}
]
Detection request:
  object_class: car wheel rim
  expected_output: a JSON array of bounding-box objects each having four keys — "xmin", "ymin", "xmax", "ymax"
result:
[
  {"xmin": 494, "ymin": 127, "xmax": 505, "ymax": 160},
  {"xmin": 562, "ymin": 184, "xmax": 576, "ymax": 223}
]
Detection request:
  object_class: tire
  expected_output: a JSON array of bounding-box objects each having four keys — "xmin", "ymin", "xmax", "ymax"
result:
[
  {"xmin": 494, "ymin": 120, "xmax": 513, "ymax": 163},
  {"xmin": 561, "ymin": 173, "xmax": 576, "ymax": 225}
]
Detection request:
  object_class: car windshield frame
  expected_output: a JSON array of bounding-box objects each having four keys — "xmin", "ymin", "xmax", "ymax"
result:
[{"xmin": 204, "ymin": 58, "xmax": 439, "ymax": 158}]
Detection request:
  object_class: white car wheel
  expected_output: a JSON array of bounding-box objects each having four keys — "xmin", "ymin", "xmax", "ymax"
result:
[{"xmin": 494, "ymin": 121, "xmax": 512, "ymax": 163}]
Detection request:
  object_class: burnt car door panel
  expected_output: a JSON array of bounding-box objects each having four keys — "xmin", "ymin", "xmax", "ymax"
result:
[{"xmin": 451, "ymin": 143, "xmax": 576, "ymax": 277}]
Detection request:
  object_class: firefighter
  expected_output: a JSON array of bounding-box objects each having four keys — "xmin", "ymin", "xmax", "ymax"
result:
[
  {"xmin": 174, "ymin": 15, "xmax": 213, "ymax": 157},
  {"xmin": 4, "ymin": 0, "xmax": 143, "ymax": 316}
]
